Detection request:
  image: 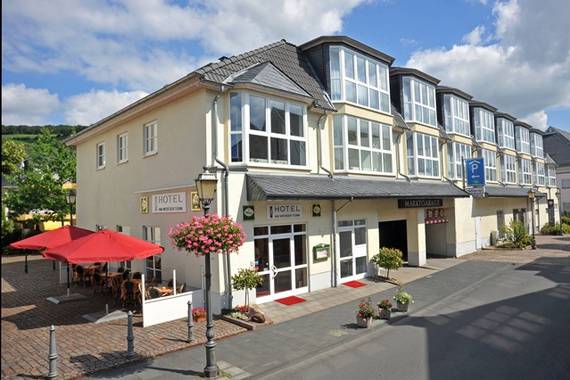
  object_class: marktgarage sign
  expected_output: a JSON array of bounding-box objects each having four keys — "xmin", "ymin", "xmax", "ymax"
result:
[
  {"xmin": 152, "ymin": 192, "xmax": 187, "ymax": 213},
  {"xmin": 398, "ymin": 198, "xmax": 443, "ymax": 208}
]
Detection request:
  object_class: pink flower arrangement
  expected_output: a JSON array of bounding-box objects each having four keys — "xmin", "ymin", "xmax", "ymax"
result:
[{"xmin": 169, "ymin": 214, "xmax": 246, "ymax": 256}]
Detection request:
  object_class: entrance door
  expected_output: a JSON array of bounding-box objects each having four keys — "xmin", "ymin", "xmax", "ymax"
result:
[
  {"xmin": 254, "ymin": 224, "xmax": 308, "ymax": 303},
  {"xmin": 338, "ymin": 220, "xmax": 368, "ymax": 282},
  {"xmin": 378, "ymin": 220, "xmax": 408, "ymax": 261}
]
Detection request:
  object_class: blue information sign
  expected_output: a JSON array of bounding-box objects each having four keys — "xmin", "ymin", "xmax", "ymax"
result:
[{"xmin": 466, "ymin": 158, "xmax": 485, "ymax": 186}]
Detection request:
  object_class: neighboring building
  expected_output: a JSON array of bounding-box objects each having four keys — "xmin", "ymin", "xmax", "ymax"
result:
[
  {"xmin": 544, "ymin": 127, "xmax": 570, "ymax": 213},
  {"xmin": 66, "ymin": 36, "xmax": 560, "ymax": 312}
]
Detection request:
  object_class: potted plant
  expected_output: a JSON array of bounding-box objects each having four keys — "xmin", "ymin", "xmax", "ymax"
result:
[
  {"xmin": 192, "ymin": 307, "xmax": 207, "ymax": 322},
  {"xmin": 356, "ymin": 297, "xmax": 374, "ymax": 328},
  {"xmin": 232, "ymin": 268, "xmax": 263, "ymax": 310},
  {"xmin": 378, "ymin": 299, "xmax": 392, "ymax": 320},
  {"xmin": 370, "ymin": 247, "xmax": 404, "ymax": 280},
  {"xmin": 393, "ymin": 288, "xmax": 414, "ymax": 312}
]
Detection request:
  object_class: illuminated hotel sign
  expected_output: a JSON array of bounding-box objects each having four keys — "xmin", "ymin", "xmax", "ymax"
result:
[
  {"xmin": 268, "ymin": 204, "xmax": 303, "ymax": 219},
  {"xmin": 152, "ymin": 192, "xmax": 187, "ymax": 213}
]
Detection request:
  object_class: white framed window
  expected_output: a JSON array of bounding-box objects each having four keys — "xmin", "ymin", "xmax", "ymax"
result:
[
  {"xmin": 143, "ymin": 121, "xmax": 158, "ymax": 156},
  {"xmin": 515, "ymin": 126, "xmax": 530, "ymax": 154},
  {"xmin": 547, "ymin": 166, "xmax": 557, "ymax": 187},
  {"xmin": 96, "ymin": 142, "xmax": 106, "ymax": 169},
  {"xmin": 497, "ymin": 118, "xmax": 515, "ymax": 149},
  {"xmin": 443, "ymin": 95, "xmax": 470, "ymax": 136},
  {"xmin": 116, "ymin": 225, "xmax": 132, "ymax": 269},
  {"xmin": 408, "ymin": 132, "xmax": 439, "ymax": 177},
  {"xmin": 333, "ymin": 115, "xmax": 393, "ymax": 174},
  {"xmin": 229, "ymin": 92, "xmax": 307, "ymax": 167},
  {"xmin": 519, "ymin": 158, "xmax": 532, "ymax": 185},
  {"xmin": 143, "ymin": 226, "xmax": 161, "ymax": 282},
  {"xmin": 501, "ymin": 154, "xmax": 517, "ymax": 184},
  {"xmin": 447, "ymin": 142, "xmax": 471, "ymax": 179},
  {"xmin": 530, "ymin": 133, "xmax": 543, "ymax": 158},
  {"xmin": 402, "ymin": 77, "xmax": 437, "ymax": 127},
  {"xmin": 482, "ymin": 149, "xmax": 497, "ymax": 182},
  {"xmin": 117, "ymin": 132, "xmax": 128, "ymax": 163},
  {"xmin": 473, "ymin": 108, "xmax": 496, "ymax": 144},
  {"xmin": 535, "ymin": 162, "xmax": 545, "ymax": 185},
  {"xmin": 329, "ymin": 46, "xmax": 390, "ymax": 113}
]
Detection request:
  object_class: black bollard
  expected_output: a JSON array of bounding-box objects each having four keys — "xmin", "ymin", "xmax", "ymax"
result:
[
  {"xmin": 127, "ymin": 311, "xmax": 134, "ymax": 357},
  {"xmin": 187, "ymin": 301, "xmax": 194, "ymax": 343},
  {"xmin": 47, "ymin": 325, "xmax": 58, "ymax": 379},
  {"xmin": 24, "ymin": 254, "xmax": 28, "ymax": 274}
]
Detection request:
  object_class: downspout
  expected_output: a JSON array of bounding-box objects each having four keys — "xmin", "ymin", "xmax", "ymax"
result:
[
  {"xmin": 316, "ymin": 111, "xmax": 333, "ymax": 177},
  {"xmin": 332, "ymin": 197, "xmax": 354, "ymax": 287},
  {"xmin": 395, "ymin": 130, "xmax": 411, "ymax": 181},
  {"xmin": 211, "ymin": 88, "xmax": 234, "ymax": 310}
]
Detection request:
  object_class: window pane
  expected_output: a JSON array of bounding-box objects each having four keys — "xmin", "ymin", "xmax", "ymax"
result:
[
  {"xmin": 271, "ymin": 225, "xmax": 291, "ymax": 234},
  {"xmin": 383, "ymin": 153, "xmax": 392, "ymax": 173},
  {"xmin": 231, "ymin": 134, "xmax": 242, "ymax": 162},
  {"xmin": 249, "ymin": 135, "xmax": 268, "ymax": 161},
  {"xmin": 290, "ymin": 140, "xmax": 306, "ymax": 166},
  {"xmin": 347, "ymin": 117, "xmax": 358, "ymax": 145},
  {"xmin": 289, "ymin": 105, "xmax": 303, "ymax": 137},
  {"xmin": 270, "ymin": 102, "xmax": 285, "ymax": 134},
  {"xmin": 382, "ymin": 125, "xmax": 391, "ymax": 150},
  {"xmin": 230, "ymin": 93, "xmax": 242, "ymax": 132},
  {"xmin": 271, "ymin": 137, "xmax": 288, "ymax": 163},
  {"xmin": 340, "ymin": 260, "xmax": 353, "ymax": 278},
  {"xmin": 369, "ymin": 89, "xmax": 379, "ymax": 110},
  {"xmin": 345, "ymin": 81, "xmax": 356, "ymax": 102},
  {"xmin": 253, "ymin": 226, "xmax": 268, "ymax": 236},
  {"xmin": 380, "ymin": 93, "xmax": 390, "ymax": 113},
  {"xmin": 360, "ymin": 120, "xmax": 369, "ymax": 147},
  {"xmin": 331, "ymin": 79, "xmax": 341, "ymax": 100},
  {"xmin": 357, "ymin": 56, "xmax": 366, "ymax": 82},
  {"xmin": 355, "ymin": 257, "xmax": 367, "ymax": 274},
  {"xmin": 372, "ymin": 152, "xmax": 382, "ymax": 172},
  {"xmin": 344, "ymin": 51, "xmax": 354, "ymax": 78},
  {"xmin": 368, "ymin": 62, "xmax": 377, "ymax": 87},
  {"xmin": 334, "ymin": 147, "xmax": 345, "ymax": 170},
  {"xmin": 357, "ymin": 84, "xmax": 368, "ymax": 106},
  {"xmin": 348, "ymin": 148, "xmax": 360, "ymax": 170},
  {"xmin": 361, "ymin": 150, "xmax": 372, "ymax": 171},
  {"xmin": 250, "ymin": 96, "xmax": 266, "ymax": 131},
  {"xmin": 273, "ymin": 238, "xmax": 291, "ymax": 269},
  {"xmin": 330, "ymin": 47, "xmax": 340, "ymax": 78},
  {"xmin": 379, "ymin": 66, "xmax": 388, "ymax": 91},
  {"xmin": 355, "ymin": 226, "xmax": 366, "ymax": 245},
  {"xmin": 295, "ymin": 268, "xmax": 308, "ymax": 288},
  {"xmin": 294, "ymin": 235, "xmax": 307, "ymax": 265},
  {"xmin": 333, "ymin": 116, "xmax": 343, "ymax": 145},
  {"xmin": 371, "ymin": 123, "xmax": 381, "ymax": 149}
]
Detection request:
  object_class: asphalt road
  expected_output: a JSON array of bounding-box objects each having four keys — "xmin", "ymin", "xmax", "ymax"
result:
[{"xmin": 86, "ymin": 255, "xmax": 570, "ymax": 380}]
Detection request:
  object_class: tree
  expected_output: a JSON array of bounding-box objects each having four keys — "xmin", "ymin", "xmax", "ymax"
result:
[
  {"xmin": 231, "ymin": 268, "xmax": 263, "ymax": 310},
  {"xmin": 2, "ymin": 139, "xmax": 26, "ymax": 175},
  {"xmin": 5, "ymin": 129, "xmax": 76, "ymax": 227},
  {"xmin": 370, "ymin": 247, "xmax": 404, "ymax": 279}
]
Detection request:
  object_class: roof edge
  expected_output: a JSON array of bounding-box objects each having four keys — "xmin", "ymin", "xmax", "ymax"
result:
[
  {"xmin": 436, "ymin": 86, "xmax": 473, "ymax": 100},
  {"xmin": 390, "ymin": 67, "xmax": 440, "ymax": 85},
  {"xmin": 299, "ymin": 35, "xmax": 395, "ymax": 65}
]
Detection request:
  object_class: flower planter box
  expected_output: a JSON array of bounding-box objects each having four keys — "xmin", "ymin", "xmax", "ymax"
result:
[
  {"xmin": 397, "ymin": 301, "xmax": 409, "ymax": 312},
  {"xmin": 378, "ymin": 309, "xmax": 391, "ymax": 320},
  {"xmin": 356, "ymin": 316, "xmax": 373, "ymax": 328}
]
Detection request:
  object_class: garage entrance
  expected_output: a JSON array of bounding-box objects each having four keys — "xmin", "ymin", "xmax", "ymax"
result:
[{"xmin": 378, "ymin": 220, "xmax": 408, "ymax": 261}]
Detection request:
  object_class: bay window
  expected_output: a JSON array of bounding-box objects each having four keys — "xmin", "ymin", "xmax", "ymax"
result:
[
  {"xmin": 229, "ymin": 92, "xmax": 307, "ymax": 167},
  {"xmin": 443, "ymin": 95, "xmax": 470, "ymax": 136},
  {"xmin": 530, "ymin": 133, "xmax": 543, "ymax": 157},
  {"xmin": 536, "ymin": 162, "xmax": 545, "ymax": 185},
  {"xmin": 519, "ymin": 158, "xmax": 532, "ymax": 185},
  {"xmin": 515, "ymin": 126, "xmax": 530, "ymax": 154},
  {"xmin": 473, "ymin": 108, "xmax": 496, "ymax": 144},
  {"xmin": 333, "ymin": 115, "xmax": 393, "ymax": 174},
  {"xmin": 329, "ymin": 46, "xmax": 390, "ymax": 113},
  {"xmin": 501, "ymin": 154, "xmax": 517, "ymax": 184},
  {"xmin": 497, "ymin": 118, "xmax": 515, "ymax": 149},
  {"xmin": 482, "ymin": 149, "xmax": 497, "ymax": 182},
  {"xmin": 402, "ymin": 77, "xmax": 436, "ymax": 127},
  {"xmin": 547, "ymin": 166, "xmax": 557, "ymax": 186},
  {"xmin": 408, "ymin": 132, "xmax": 439, "ymax": 177},
  {"xmin": 447, "ymin": 142, "xmax": 471, "ymax": 179}
]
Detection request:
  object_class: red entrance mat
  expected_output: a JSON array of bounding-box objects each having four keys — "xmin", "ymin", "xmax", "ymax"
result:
[
  {"xmin": 275, "ymin": 295, "xmax": 306, "ymax": 306},
  {"xmin": 343, "ymin": 280, "xmax": 367, "ymax": 288}
]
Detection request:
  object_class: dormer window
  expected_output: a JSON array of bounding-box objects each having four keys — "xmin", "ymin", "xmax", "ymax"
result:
[
  {"xmin": 496, "ymin": 118, "xmax": 515, "ymax": 149},
  {"xmin": 402, "ymin": 77, "xmax": 436, "ymax": 127},
  {"xmin": 473, "ymin": 108, "xmax": 495, "ymax": 144},
  {"xmin": 515, "ymin": 126, "xmax": 531, "ymax": 154},
  {"xmin": 443, "ymin": 95, "xmax": 470, "ymax": 136},
  {"xmin": 329, "ymin": 46, "xmax": 390, "ymax": 113},
  {"xmin": 530, "ymin": 133, "xmax": 543, "ymax": 157}
]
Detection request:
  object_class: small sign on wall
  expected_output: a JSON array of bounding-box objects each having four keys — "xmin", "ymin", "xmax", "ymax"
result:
[
  {"xmin": 398, "ymin": 199, "xmax": 443, "ymax": 208},
  {"xmin": 190, "ymin": 191, "xmax": 201, "ymax": 211},
  {"xmin": 243, "ymin": 205, "xmax": 255, "ymax": 221},
  {"xmin": 268, "ymin": 204, "xmax": 302, "ymax": 219},
  {"xmin": 313, "ymin": 244, "xmax": 330, "ymax": 261},
  {"xmin": 140, "ymin": 196, "xmax": 149, "ymax": 214},
  {"xmin": 312, "ymin": 204, "xmax": 322, "ymax": 217},
  {"xmin": 152, "ymin": 192, "xmax": 187, "ymax": 213}
]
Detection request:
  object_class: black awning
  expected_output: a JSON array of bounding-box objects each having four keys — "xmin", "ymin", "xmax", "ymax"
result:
[
  {"xmin": 246, "ymin": 174, "xmax": 469, "ymax": 201},
  {"xmin": 484, "ymin": 185, "xmax": 547, "ymax": 198}
]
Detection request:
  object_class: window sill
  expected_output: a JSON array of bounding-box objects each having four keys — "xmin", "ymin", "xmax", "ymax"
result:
[
  {"xmin": 229, "ymin": 162, "xmax": 312, "ymax": 172},
  {"xmin": 332, "ymin": 101, "xmax": 392, "ymax": 118},
  {"xmin": 333, "ymin": 170, "xmax": 396, "ymax": 177},
  {"xmin": 143, "ymin": 152, "xmax": 158, "ymax": 158},
  {"xmin": 96, "ymin": 166, "xmax": 106, "ymax": 171},
  {"xmin": 404, "ymin": 120, "xmax": 438, "ymax": 130},
  {"xmin": 117, "ymin": 160, "xmax": 129, "ymax": 166}
]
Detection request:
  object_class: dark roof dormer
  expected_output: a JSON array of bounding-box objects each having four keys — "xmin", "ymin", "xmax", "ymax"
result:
[
  {"xmin": 299, "ymin": 35, "xmax": 394, "ymax": 66},
  {"xmin": 514, "ymin": 120, "xmax": 533, "ymax": 129},
  {"xmin": 436, "ymin": 86, "xmax": 473, "ymax": 100},
  {"xmin": 469, "ymin": 100, "xmax": 497, "ymax": 113},
  {"xmin": 390, "ymin": 67, "xmax": 440, "ymax": 85},
  {"xmin": 494, "ymin": 112, "xmax": 516, "ymax": 122}
]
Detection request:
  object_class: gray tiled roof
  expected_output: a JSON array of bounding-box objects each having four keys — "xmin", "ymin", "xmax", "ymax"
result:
[
  {"xmin": 227, "ymin": 62, "xmax": 310, "ymax": 98},
  {"xmin": 484, "ymin": 186, "xmax": 546, "ymax": 198},
  {"xmin": 544, "ymin": 127, "xmax": 570, "ymax": 167},
  {"xmin": 247, "ymin": 173, "xmax": 468, "ymax": 201},
  {"xmin": 196, "ymin": 40, "xmax": 334, "ymax": 111}
]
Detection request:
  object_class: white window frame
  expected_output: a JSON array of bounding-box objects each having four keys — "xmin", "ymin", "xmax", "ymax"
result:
[
  {"xmin": 482, "ymin": 149, "xmax": 497, "ymax": 182},
  {"xmin": 228, "ymin": 92, "xmax": 308, "ymax": 168},
  {"xmin": 329, "ymin": 46, "xmax": 391, "ymax": 114},
  {"xmin": 447, "ymin": 142, "xmax": 471, "ymax": 179},
  {"xmin": 547, "ymin": 166, "xmax": 557, "ymax": 187},
  {"xmin": 535, "ymin": 162, "xmax": 545, "ymax": 186},
  {"xmin": 402, "ymin": 77, "xmax": 437, "ymax": 127},
  {"xmin": 96, "ymin": 142, "xmax": 106, "ymax": 169},
  {"xmin": 473, "ymin": 108, "xmax": 496, "ymax": 144},
  {"xmin": 519, "ymin": 158, "xmax": 532, "ymax": 185},
  {"xmin": 516, "ymin": 126, "xmax": 531, "ymax": 154},
  {"xmin": 443, "ymin": 95, "xmax": 470, "ymax": 136},
  {"xmin": 332, "ymin": 115, "xmax": 393, "ymax": 174},
  {"xmin": 501, "ymin": 154, "xmax": 517, "ymax": 184},
  {"xmin": 143, "ymin": 226, "xmax": 161, "ymax": 282},
  {"xmin": 117, "ymin": 132, "xmax": 128, "ymax": 164},
  {"xmin": 530, "ymin": 133, "xmax": 543, "ymax": 158},
  {"xmin": 408, "ymin": 132, "xmax": 439, "ymax": 178},
  {"xmin": 497, "ymin": 118, "xmax": 515, "ymax": 150},
  {"xmin": 143, "ymin": 121, "xmax": 158, "ymax": 156}
]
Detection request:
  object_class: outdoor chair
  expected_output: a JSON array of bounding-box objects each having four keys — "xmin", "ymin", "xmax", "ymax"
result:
[
  {"xmin": 111, "ymin": 275, "xmax": 123, "ymax": 304},
  {"xmin": 92, "ymin": 272, "xmax": 103, "ymax": 295},
  {"xmin": 147, "ymin": 286, "xmax": 161, "ymax": 299},
  {"xmin": 73, "ymin": 265, "xmax": 84, "ymax": 285},
  {"xmin": 122, "ymin": 281, "xmax": 136, "ymax": 309},
  {"xmin": 177, "ymin": 283, "xmax": 186, "ymax": 294}
]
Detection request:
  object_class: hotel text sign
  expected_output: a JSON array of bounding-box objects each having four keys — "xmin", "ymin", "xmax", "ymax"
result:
[
  {"xmin": 152, "ymin": 192, "xmax": 187, "ymax": 213},
  {"xmin": 268, "ymin": 204, "xmax": 302, "ymax": 219},
  {"xmin": 398, "ymin": 199, "xmax": 443, "ymax": 208}
]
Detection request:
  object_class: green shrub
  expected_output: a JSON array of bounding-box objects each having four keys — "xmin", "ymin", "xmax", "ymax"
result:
[
  {"xmin": 232, "ymin": 268, "xmax": 263, "ymax": 308},
  {"xmin": 561, "ymin": 214, "xmax": 570, "ymax": 225},
  {"xmin": 541, "ymin": 223, "xmax": 570, "ymax": 235},
  {"xmin": 499, "ymin": 220, "xmax": 534, "ymax": 249},
  {"xmin": 370, "ymin": 247, "xmax": 404, "ymax": 279},
  {"xmin": 393, "ymin": 288, "xmax": 414, "ymax": 304}
]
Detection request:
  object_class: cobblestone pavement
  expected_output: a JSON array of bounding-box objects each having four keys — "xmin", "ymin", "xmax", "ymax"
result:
[{"xmin": 1, "ymin": 255, "xmax": 246, "ymax": 380}]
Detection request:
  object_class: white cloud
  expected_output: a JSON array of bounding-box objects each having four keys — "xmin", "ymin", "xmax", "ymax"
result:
[
  {"xmin": 3, "ymin": 0, "xmax": 364, "ymax": 92},
  {"xmin": 462, "ymin": 25, "xmax": 486, "ymax": 45},
  {"xmin": 407, "ymin": 0, "xmax": 570, "ymax": 130},
  {"xmin": 64, "ymin": 90, "xmax": 148, "ymax": 125},
  {"xmin": 1, "ymin": 84, "xmax": 60, "ymax": 125}
]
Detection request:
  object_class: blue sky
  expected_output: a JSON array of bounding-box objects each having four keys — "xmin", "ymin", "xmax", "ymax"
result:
[{"xmin": 2, "ymin": 0, "xmax": 569, "ymax": 131}]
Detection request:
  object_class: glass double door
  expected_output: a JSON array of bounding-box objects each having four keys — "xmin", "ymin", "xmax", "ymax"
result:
[
  {"xmin": 254, "ymin": 224, "xmax": 308, "ymax": 303},
  {"xmin": 338, "ymin": 219, "xmax": 368, "ymax": 281}
]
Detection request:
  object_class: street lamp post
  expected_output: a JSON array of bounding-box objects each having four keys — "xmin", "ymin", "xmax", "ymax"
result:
[
  {"xmin": 195, "ymin": 168, "xmax": 219, "ymax": 378},
  {"xmin": 528, "ymin": 188, "xmax": 537, "ymax": 250},
  {"xmin": 65, "ymin": 190, "xmax": 76, "ymax": 226}
]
